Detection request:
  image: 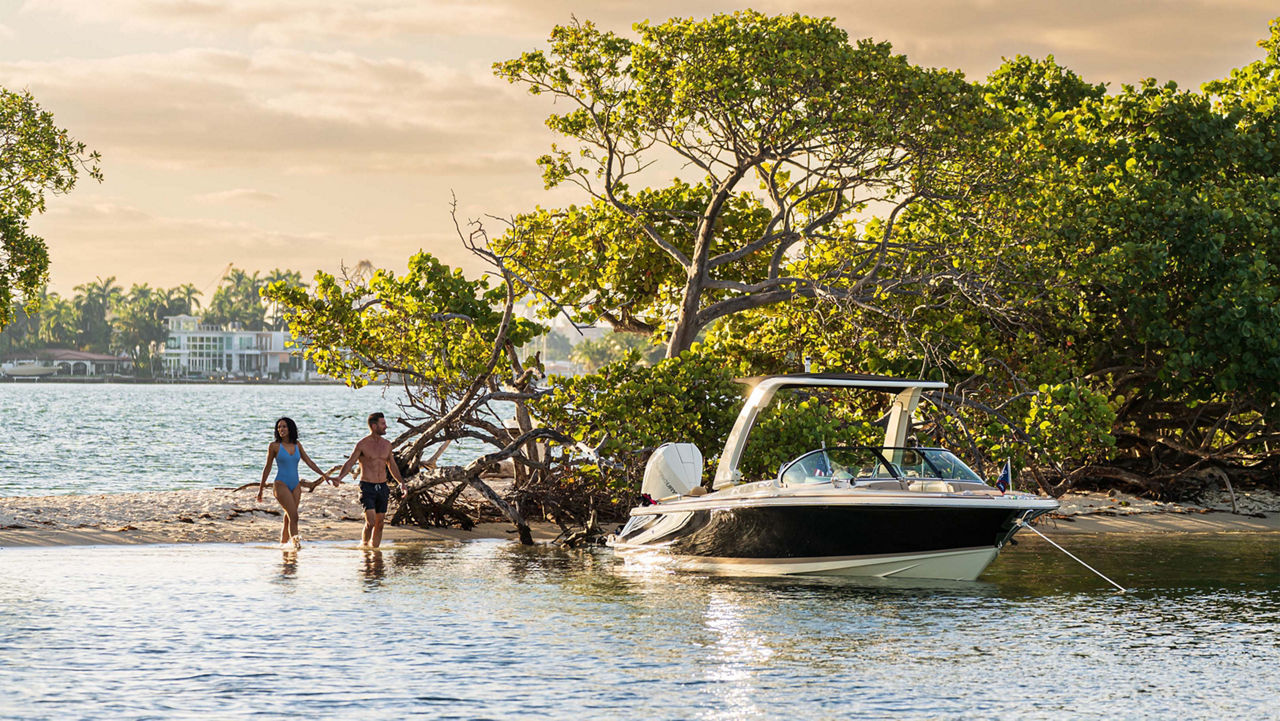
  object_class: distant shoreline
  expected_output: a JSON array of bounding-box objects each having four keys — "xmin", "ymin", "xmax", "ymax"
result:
[{"xmin": 0, "ymin": 376, "xmax": 344, "ymax": 385}]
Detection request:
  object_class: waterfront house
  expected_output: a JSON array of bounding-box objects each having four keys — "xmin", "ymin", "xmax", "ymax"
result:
[
  {"xmin": 1, "ymin": 349, "xmax": 129, "ymax": 377},
  {"xmin": 161, "ymin": 315, "xmax": 314, "ymax": 379}
]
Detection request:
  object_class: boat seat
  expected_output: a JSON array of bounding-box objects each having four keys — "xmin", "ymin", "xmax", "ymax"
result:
[
  {"xmin": 859, "ymin": 481, "xmax": 902, "ymax": 490},
  {"xmin": 908, "ymin": 480, "xmax": 954, "ymax": 493}
]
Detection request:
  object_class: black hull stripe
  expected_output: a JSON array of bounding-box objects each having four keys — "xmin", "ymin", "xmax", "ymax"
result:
[{"xmin": 616, "ymin": 505, "xmax": 1039, "ymax": 559}]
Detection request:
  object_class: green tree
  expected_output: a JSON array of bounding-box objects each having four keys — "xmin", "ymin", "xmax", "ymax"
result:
[
  {"xmin": 73, "ymin": 275, "xmax": 121, "ymax": 352},
  {"xmin": 266, "ymin": 247, "xmax": 557, "ymax": 542},
  {"xmin": 526, "ymin": 328, "xmax": 573, "ymax": 361},
  {"xmin": 203, "ymin": 267, "xmax": 265, "ymax": 329},
  {"xmin": 959, "ymin": 42, "xmax": 1280, "ymax": 491},
  {"xmin": 36, "ymin": 292, "xmax": 78, "ymax": 348},
  {"xmin": 530, "ymin": 350, "xmax": 744, "ymax": 494},
  {"xmin": 569, "ymin": 332, "xmax": 662, "ymax": 371},
  {"xmin": 702, "ymin": 26, "xmax": 1280, "ymax": 494},
  {"xmin": 112, "ymin": 283, "xmax": 171, "ymax": 375},
  {"xmin": 0, "ymin": 88, "xmax": 101, "ymax": 328},
  {"xmin": 0, "ymin": 295, "xmax": 40, "ymax": 353},
  {"xmin": 170, "ymin": 283, "xmax": 202, "ymax": 315},
  {"xmin": 495, "ymin": 12, "xmax": 1004, "ymax": 356},
  {"xmin": 261, "ymin": 268, "xmax": 305, "ymax": 330}
]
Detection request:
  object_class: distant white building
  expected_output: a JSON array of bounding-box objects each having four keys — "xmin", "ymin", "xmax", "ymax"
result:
[
  {"xmin": 161, "ymin": 315, "xmax": 312, "ymax": 379},
  {"xmin": 1, "ymin": 349, "xmax": 128, "ymax": 377}
]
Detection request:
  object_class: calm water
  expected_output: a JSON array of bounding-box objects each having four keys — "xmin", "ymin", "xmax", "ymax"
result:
[
  {"xmin": 0, "ymin": 384, "xmax": 495, "ymax": 495},
  {"xmin": 0, "ymin": 534, "xmax": 1277, "ymax": 719},
  {"xmin": 3, "ymin": 385, "xmax": 1278, "ymax": 718}
]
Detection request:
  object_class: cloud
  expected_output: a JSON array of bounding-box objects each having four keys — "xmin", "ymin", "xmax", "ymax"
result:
[
  {"xmin": 33, "ymin": 196, "xmax": 499, "ymax": 294},
  {"xmin": 755, "ymin": 0, "xmax": 1278, "ymax": 86},
  {"xmin": 195, "ymin": 188, "xmax": 280, "ymax": 204},
  {"xmin": 25, "ymin": 0, "xmax": 554, "ymax": 42},
  {"xmin": 12, "ymin": 0, "xmax": 1279, "ymax": 297},
  {"xmin": 0, "ymin": 48, "xmax": 549, "ymax": 174},
  {"xmin": 24, "ymin": 0, "xmax": 1279, "ymax": 83}
]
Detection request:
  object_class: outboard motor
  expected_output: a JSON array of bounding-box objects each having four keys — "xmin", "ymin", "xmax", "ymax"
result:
[{"xmin": 642, "ymin": 443, "xmax": 703, "ymax": 500}]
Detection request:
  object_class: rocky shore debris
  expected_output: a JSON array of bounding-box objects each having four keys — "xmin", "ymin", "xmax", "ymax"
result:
[{"xmin": 1052, "ymin": 487, "xmax": 1280, "ymax": 518}]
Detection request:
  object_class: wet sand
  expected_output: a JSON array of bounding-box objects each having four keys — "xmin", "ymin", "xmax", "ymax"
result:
[
  {"xmin": 1, "ymin": 486, "xmax": 1276, "ymax": 548},
  {"xmin": 0, "ymin": 484, "xmax": 560, "ymax": 548}
]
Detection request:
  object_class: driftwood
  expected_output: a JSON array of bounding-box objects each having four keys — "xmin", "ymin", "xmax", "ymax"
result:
[{"xmin": 387, "ymin": 428, "xmax": 575, "ymax": 544}]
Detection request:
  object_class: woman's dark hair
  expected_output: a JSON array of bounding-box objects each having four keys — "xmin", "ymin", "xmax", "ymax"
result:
[{"xmin": 274, "ymin": 417, "xmax": 298, "ymax": 444}]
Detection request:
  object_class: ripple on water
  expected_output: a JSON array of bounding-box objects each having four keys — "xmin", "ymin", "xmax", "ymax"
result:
[
  {"xmin": 0, "ymin": 384, "xmax": 501, "ymax": 495},
  {"xmin": 0, "ymin": 534, "xmax": 1276, "ymax": 719}
]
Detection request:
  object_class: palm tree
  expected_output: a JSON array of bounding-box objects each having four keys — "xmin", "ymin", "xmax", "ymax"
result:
[
  {"xmin": 73, "ymin": 276, "xmax": 122, "ymax": 351},
  {"xmin": 39, "ymin": 293, "xmax": 79, "ymax": 347},
  {"xmin": 111, "ymin": 283, "xmax": 178, "ymax": 376},
  {"xmin": 204, "ymin": 266, "xmax": 265, "ymax": 330},
  {"xmin": 262, "ymin": 268, "xmax": 305, "ymax": 330},
  {"xmin": 125, "ymin": 283, "xmax": 153, "ymax": 306},
  {"xmin": 0, "ymin": 297, "xmax": 38, "ymax": 353},
  {"xmin": 155, "ymin": 287, "xmax": 180, "ymax": 315},
  {"xmin": 173, "ymin": 283, "xmax": 202, "ymax": 314}
]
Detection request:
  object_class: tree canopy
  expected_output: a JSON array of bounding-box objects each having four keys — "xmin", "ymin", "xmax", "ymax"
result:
[
  {"xmin": 495, "ymin": 11, "xmax": 1007, "ymax": 356},
  {"xmin": 699, "ymin": 22, "xmax": 1280, "ymax": 493},
  {"xmin": 264, "ymin": 14, "xmax": 1280, "ymax": 541},
  {"xmin": 0, "ymin": 87, "xmax": 101, "ymax": 328}
]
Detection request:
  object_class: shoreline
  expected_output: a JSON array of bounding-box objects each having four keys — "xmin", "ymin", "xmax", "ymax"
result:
[
  {"xmin": 0, "ymin": 376, "xmax": 343, "ymax": 385},
  {"xmin": 2, "ymin": 487, "xmax": 1277, "ymax": 548},
  {"xmin": 0, "ymin": 521, "xmax": 560, "ymax": 548},
  {"xmin": 0, "ymin": 486, "xmax": 561, "ymax": 549}
]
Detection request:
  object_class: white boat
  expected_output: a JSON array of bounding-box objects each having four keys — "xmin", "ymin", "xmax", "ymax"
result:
[
  {"xmin": 608, "ymin": 373, "xmax": 1059, "ymax": 580},
  {"xmin": 0, "ymin": 362, "xmax": 59, "ymax": 378}
]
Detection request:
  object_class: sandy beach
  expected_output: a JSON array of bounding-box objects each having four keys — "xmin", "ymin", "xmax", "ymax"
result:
[
  {"xmin": 1, "ymin": 484, "xmax": 1277, "ymax": 548},
  {"xmin": 0, "ymin": 483, "xmax": 560, "ymax": 548}
]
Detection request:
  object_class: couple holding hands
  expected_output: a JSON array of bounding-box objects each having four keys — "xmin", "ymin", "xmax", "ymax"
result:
[{"xmin": 256, "ymin": 412, "xmax": 407, "ymax": 548}]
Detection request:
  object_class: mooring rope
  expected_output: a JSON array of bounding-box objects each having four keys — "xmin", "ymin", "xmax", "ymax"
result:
[{"xmin": 1016, "ymin": 519, "xmax": 1129, "ymax": 593}]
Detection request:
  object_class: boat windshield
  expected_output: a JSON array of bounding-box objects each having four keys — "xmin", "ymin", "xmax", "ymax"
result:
[
  {"xmin": 887, "ymin": 448, "xmax": 984, "ymax": 482},
  {"xmin": 778, "ymin": 447, "xmax": 986, "ymax": 485},
  {"xmin": 778, "ymin": 447, "xmax": 897, "ymax": 485},
  {"xmin": 925, "ymin": 449, "xmax": 983, "ymax": 482}
]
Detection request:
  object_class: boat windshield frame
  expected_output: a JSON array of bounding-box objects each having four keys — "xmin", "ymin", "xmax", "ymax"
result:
[{"xmin": 713, "ymin": 374, "xmax": 948, "ymax": 489}]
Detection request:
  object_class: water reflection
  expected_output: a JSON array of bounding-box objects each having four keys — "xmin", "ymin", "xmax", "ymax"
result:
[
  {"xmin": 361, "ymin": 550, "xmax": 385, "ymax": 587},
  {"xmin": 701, "ymin": 591, "xmax": 772, "ymax": 720},
  {"xmin": 278, "ymin": 549, "xmax": 298, "ymax": 581},
  {"xmin": 0, "ymin": 534, "xmax": 1275, "ymax": 719},
  {"xmin": 385, "ymin": 543, "xmax": 436, "ymax": 571}
]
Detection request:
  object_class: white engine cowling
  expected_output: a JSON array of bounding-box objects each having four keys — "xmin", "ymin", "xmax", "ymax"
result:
[{"xmin": 642, "ymin": 443, "xmax": 703, "ymax": 499}]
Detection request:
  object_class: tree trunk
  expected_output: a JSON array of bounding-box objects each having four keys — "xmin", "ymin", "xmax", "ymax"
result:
[
  {"xmin": 665, "ymin": 272, "xmax": 705, "ymax": 358},
  {"xmin": 467, "ymin": 477, "xmax": 534, "ymax": 545}
]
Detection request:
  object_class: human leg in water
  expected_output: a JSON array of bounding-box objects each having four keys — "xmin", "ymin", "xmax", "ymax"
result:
[{"xmin": 362, "ymin": 508, "xmax": 387, "ymax": 548}]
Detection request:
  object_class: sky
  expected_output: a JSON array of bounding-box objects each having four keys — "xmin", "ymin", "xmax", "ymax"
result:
[{"xmin": 1, "ymin": 0, "xmax": 1277, "ymax": 299}]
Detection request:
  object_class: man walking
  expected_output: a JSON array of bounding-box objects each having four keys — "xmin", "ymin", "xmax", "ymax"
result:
[{"xmin": 333, "ymin": 412, "xmax": 407, "ymax": 548}]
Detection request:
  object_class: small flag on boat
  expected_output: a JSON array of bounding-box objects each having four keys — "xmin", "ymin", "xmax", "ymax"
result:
[{"xmin": 996, "ymin": 460, "xmax": 1012, "ymax": 494}]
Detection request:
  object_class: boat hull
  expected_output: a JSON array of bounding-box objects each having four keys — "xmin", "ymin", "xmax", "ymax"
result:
[
  {"xmin": 1, "ymin": 364, "xmax": 58, "ymax": 377},
  {"xmin": 619, "ymin": 545, "xmax": 1001, "ymax": 580},
  {"xmin": 610, "ymin": 502, "xmax": 1051, "ymax": 581}
]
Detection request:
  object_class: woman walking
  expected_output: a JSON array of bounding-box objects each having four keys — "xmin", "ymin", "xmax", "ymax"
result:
[{"xmin": 257, "ymin": 417, "xmax": 336, "ymax": 547}]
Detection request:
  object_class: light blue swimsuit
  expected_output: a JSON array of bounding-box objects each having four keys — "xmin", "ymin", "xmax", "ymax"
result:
[{"xmin": 275, "ymin": 444, "xmax": 301, "ymax": 491}]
